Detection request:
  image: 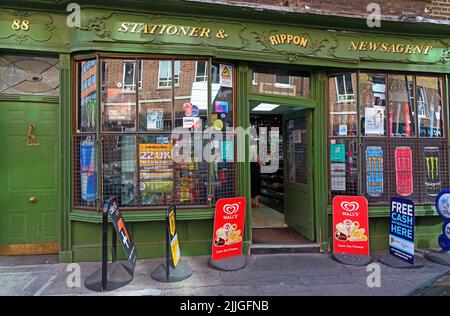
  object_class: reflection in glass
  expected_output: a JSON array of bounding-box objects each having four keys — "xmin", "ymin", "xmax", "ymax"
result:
[
  {"xmin": 78, "ymin": 60, "xmax": 97, "ymax": 133},
  {"xmin": 328, "ymin": 73, "xmax": 357, "ymax": 137},
  {"xmin": 388, "ymin": 75, "xmax": 415, "ymax": 137},
  {"xmin": 101, "ymin": 59, "xmax": 136, "ymax": 132},
  {"xmin": 138, "ymin": 60, "xmax": 172, "ymax": 132},
  {"xmin": 252, "ymin": 65, "xmax": 309, "ymax": 98},
  {"xmin": 360, "ymin": 73, "xmax": 386, "ymax": 136},
  {"xmin": 417, "ymin": 76, "xmax": 443, "ymax": 138}
]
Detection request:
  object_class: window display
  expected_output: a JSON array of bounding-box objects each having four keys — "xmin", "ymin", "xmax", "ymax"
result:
[
  {"xmin": 328, "ymin": 72, "xmax": 448, "ymax": 206},
  {"xmin": 73, "ymin": 57, "xmax": 236, "ymax": 210},
  {"xmin": 328, "ymin": 73, "xmax": 358, "ymax": 137}
]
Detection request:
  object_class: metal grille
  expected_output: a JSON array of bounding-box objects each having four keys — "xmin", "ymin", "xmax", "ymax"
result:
[
  {"xmin": 329, "ymin": 138, "xmax": 359, "ymax": 200},
  {"xmin": 73, "ymin": 134, "xmax": 97, "ymax": 209}
]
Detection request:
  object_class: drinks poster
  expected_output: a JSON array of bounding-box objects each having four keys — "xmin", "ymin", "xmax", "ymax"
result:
[
  {"xmin": 395, "ymin": 147, "xmax": 413, "ymax": 197},
  {"xmin": 211, "ymin": 197, "xmax": 246, "ymax": 261},
  {"xmin": 332, "ymin": 196, "xmax": 370, "ymax": 256}
]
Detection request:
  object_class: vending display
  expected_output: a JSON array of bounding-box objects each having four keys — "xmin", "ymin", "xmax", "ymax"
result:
[
  {"xmin": 366, "ymin": 146, "xmax": 383, "ymax": 197},
  {"xmin": 424, "ymin": 146, "xmax": 440, "ymax": 197},
  {"xmin": 395, "ymin": 146, "xmax": 413, "ymax": 197},
  {"xmin": 80, "ymin": 138, "xmax": 97, "ymax": 201}
]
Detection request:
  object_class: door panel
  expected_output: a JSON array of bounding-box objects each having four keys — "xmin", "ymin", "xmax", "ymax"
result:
[
  {"xmin": 0, "ymin": 101, "xmax": 59, "ymax": 251},
  {"xmin": 284, "ymin": 110, "xmax": 315, "ymax": 240}
]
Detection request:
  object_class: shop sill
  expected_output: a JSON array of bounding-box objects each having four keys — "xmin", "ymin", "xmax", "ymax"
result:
[
  {"xmin": 69, "ymin": 208, "xmax": 215, "ymax": 223},
  {"xmin": 327, "ymin": 205, "xmax": 439, "ymax": 218}
]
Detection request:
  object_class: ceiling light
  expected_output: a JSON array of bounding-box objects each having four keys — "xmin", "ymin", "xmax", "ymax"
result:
[{"xmin": 252, "ymin": 103, "xmax": 280, "ymax": 112}]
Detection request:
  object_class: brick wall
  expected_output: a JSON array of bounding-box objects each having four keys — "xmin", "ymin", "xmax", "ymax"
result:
[{"xmin": 209, "ymin": 0, "xmax": 450, "ymax": 21}]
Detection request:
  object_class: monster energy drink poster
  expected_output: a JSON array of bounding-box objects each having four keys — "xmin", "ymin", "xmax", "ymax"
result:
[{"xmin": 424, "ymin": 147, "xmax": 440, "ymax": 196}]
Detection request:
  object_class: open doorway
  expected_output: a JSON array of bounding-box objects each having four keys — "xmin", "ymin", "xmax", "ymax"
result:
[{"xmin": 250, "ymin": 101, "xmax": 315, "ymax": 246}]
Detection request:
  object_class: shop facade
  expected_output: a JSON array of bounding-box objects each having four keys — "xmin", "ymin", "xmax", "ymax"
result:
[{"xmin": 0, "ymin": 3, "xmax": 449, "ymax": 261}]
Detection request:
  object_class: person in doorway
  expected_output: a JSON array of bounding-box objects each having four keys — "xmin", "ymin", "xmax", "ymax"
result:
[{"xmin": 250, "ymin": 137, "xmax": 263, "ymax": 208}]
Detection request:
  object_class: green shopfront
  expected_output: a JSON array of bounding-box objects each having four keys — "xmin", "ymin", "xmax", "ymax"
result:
[{"xmin": 0, "ymin": 2, "xmax": 449, "ymax": 262}]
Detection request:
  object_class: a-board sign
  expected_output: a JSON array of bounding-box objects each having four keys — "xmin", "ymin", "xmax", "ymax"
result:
[
  {"xmin": 105, "ymin": 198, "xmax": 137, "ymax": 269},
  {"xmin": 166, "ymin": 205, "xmax": 181, "ymax": 268},
  {"xmin": 435, "ymin": 189, "xmax": 450, "ymax": 251},
  {"xmin": 389, "ymin": 197, "xmax": 415, "ymax": 264},
  {"xmin": 211, "ymin": 197, "xmax": 246, "ymax": 261},
  {"xmin": 332, "ymin": 196, "xmax": 370, "ymax": 256}
]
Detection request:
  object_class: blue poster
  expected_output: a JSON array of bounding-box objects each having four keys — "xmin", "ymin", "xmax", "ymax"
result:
[
  {"xmin": 389, "ymin": 197, "xmax": 415, "ymax": 264},
  {"xmin": 434, "ymin": 189, "xmax": 450, "ymax": 251}
]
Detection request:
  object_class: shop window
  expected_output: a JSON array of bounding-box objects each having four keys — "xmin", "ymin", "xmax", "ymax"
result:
[
  {"xmin": 335, "ymin": 74, "xmax": 355, "ymax": 103},
  {"xmin": 328, "ymin": 73, "xmax": 358, "ymax": 137},
  {"xmin": 195, "ymin": 61, "xmax": 208, "ymax": 82},
  {"xmin": 0, "ymin": 54, "xmax": 59, "ymax": 96},
  {"xmin": 73, "ymin": 57, "xmax": 236, "ymax": 210},
  {"xmin": 158, "ymin": 60, "xmax": 180, "ymax": 88},
  {"xmin": 122, "ymin": 60, "xmax": 142, "ymax": 92},
  {"xmin": 328, "ymin": 72, "xmax": 448, "ymax": 206},
  {"xmin": 251, "ymin": 64, "xmax": 310, "ymax": 98}
]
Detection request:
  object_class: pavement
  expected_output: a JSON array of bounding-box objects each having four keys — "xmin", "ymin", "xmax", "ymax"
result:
[{"xmin": 0, "ymin": 251, "xmax": 449, "ymax": 296}]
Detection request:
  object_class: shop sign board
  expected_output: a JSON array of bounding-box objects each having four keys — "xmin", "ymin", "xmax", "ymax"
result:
[
  {"xmin": 211, "ymin": 197, "xmax": 246, "ymax": 261},
  {"xmin": 166, "ymin": 205, "xmax": 181, "ymax": 268},
  {"xmin": 332, "ymin": 196, "xmax": 370, "ymax": 256},
  {"xmin": 389, "ymin": 197, "xmax": 415, "ymax": 264},
  {"xmin": 106, "ymin": 198, "xmax": 137, "ymax": 269}
]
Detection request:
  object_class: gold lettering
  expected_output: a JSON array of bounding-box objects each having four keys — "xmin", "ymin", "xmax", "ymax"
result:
[
  {"xmin": 396, "ymin": 44, "xmax": 404, "ymax": 53},
  {"xmin": 270, "ymin": 36, "xmax": 278, "ymax": 45},
  {"xmin": 299, "ymin": 37, "xmax": 308, "ymax": 47},
  {"xmin": 118, "ymin": 22, "xmax": 130, "ymax": 33},
  {"xmin": 387, "ymin": 44, "xmax": 396, "ymax": 53},
  {"xmin": 280, "ymin": 34, "xmax": 287, "ymax": 44},
  {"xmin": 199, "ymin": 28, "xmax": 211, "ymax": 38},
  {"xmin": 189, "ymin": 27, "xmax": 200, "ymax": 37},
  {"xmin": 423, "ymin": 45, "xmax": 433, "ymax": 55},
  {"xmin": 287, "ymin": 34, "xmax": 294, "ymax": 43},
  {"xmin": 159, "ymin": 25, "xmax": 167, "ymax": 34},
  {"xmin": 404, "ymin": 45, "xmax": 413, "ymax": 54},
  {"xmin": 368, "ymin": 42, "xmax": 380, "ymax": 51},
  {"xmin": 380, "ymin": 43, "xmax": 388, "ymax": 52},
  {"xmin": 166, "ymin": 25, "xmax": 178, "ymax": 35},
  {"xmin": 349, "ymin": 41, "xmax": 358, "ymax": 51},
  {"xmin": 130, "ymin": 23, "xmax": 141, "ymax": 33},
  {"xmin": 178, "ymin": 26, "xmax": 191, "ymax": 36},
  {"xmin": 359, "ymin": 41, "xmax": 368, "ymax": 51},
  {"xmin": 293, "ymin": 36, "xmax": 300, "ymax": 45},
  {"xmin": 149, "ymin": 24, "xmax": 159, "ymax": 34},
  {"xmin": 276, "ymin": 35, "xmax": 281, "ymax": 44}
]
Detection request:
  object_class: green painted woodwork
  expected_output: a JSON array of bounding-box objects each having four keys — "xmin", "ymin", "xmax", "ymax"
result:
[
  {"xmin": 283, "ymin": 109, "xmax": 315, "ymax": 240},
  {"xmin": 0, "ymin": 100, "xmax": 60, "ymax": 246}
]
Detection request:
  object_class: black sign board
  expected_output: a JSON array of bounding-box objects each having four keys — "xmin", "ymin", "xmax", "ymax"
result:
[{"xmin": 105, "ymin": 197, "xmax": 137, "ymax": 269}]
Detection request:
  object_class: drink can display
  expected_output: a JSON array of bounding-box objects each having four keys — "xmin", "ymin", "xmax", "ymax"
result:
[
  {"xmin": 395, "ymin": 146, "xmax": 413, "ymax": 197},
  {"xmin": 366, "ymin": 146, "xmax": 383, "ymax": 197},
  {"xmin": 80, "ymin": 139, "xmax": 97, "ymax": 201},
  {"xmin": 424, "ymin": 146, "xmax": 440, "ymax": 196}
]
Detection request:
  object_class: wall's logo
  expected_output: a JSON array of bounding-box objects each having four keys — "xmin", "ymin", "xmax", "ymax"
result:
[
  {"xmin": 223, "ymin": 203, "xmax": 239, "ymax": 215},
  {"xmin": 340, "ymin": 201, "xmax": 359, "ymax": 212}
]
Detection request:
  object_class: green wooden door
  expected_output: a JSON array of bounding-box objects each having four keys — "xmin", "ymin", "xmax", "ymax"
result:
[
  {"xmin": 284, "ymin": 109, "xmax": 315, "ymax": 241},
  {"xmin": 0, "ymin": 101, "xmax": 59, "ymax": 254}
]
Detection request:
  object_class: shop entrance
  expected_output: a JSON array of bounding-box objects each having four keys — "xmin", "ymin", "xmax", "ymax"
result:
[
  {"xmin": 0, "ymin": 54, "xmax": 60, "ymax": 255},
  {"xmin": 250, "ymin": 102, "xmax": 315, "ymax": 246}
]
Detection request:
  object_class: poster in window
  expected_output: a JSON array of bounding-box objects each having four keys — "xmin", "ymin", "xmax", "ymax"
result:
[
  {"xmin": 219, "ymin": 64, "xmax": 233, "ymax": 88},
  {"xmin": 330, "ymin": 144, "xmax": 346, "ymax": 163},
  {"xmin": 395, "ymin": 147, "xmax": 413, "ymax": 197},
  {"xmin": 366, "ymin": 146, "xmax": 383, "ymax": 197},
  {"xmin": 424, "ymin": 147, "xmax": 441, "ymax": 197},
  {"xmin": 146, "ymin": 110, "xmax": 164, "ymax": 130},
  {"xmin": 331, "ymin": 163, "xmax": 346, "ymax": 191},
  {"xmin": 365, "ymin": 107, "xmax": 385, "ymax": 135}
]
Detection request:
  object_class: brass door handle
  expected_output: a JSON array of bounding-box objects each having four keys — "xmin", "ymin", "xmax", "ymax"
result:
[
  {"xmin": 27, "ymin": 124, "xmax": 36, "ymax": 140},
  {"xmin": 29, "ymin": 196, "xmax": 37, "ymax": 203}
]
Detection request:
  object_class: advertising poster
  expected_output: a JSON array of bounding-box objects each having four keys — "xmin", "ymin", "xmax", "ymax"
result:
[
  {"xmin": 424, "ymin": 147, "xmax": 440, "ymax": 196},
  {"xmin": 395, "ymin": 147, "xmax": 413, "ymax": 197},
  {"xmin": 211, "ymin": 197, "xmax": 246, "ymax": 261},
  {"xmin": 214, "ymin": 101, "xmax": 229, "ymax": 113},
  {"xmin": 332, "ymin": 196, "xmax": 369, "ymax": 256},
  {"xmin": 389, "ymin": 197, "xmax": 415, "ymax": 264},
  {"xmin": 365, "ymin": 107, "xmax": 385, "ymax": 135},
  {"xmin": 146, "ymin": 110, "xmax": 164, "ymax": 130},
  {"xmin": 366, "ymin": 146, "xmax": 383, "ymax": 197},
  {"xmin": 183, "ymin": 117, "xmax": 202, "ymax": 129},
  {"xmin": 330, "ymin": 163, "xmax": 346, "ymax": 191},
  {"xmin": 222, "ymin": 140, "xmax": 234, "ymax": 161},
  {"xmin": 330, "ymin": 143, "xmax": 346, "ymax": 163},
  {"xmin": 105, "ymin": 198, "xmax": 137, "ymax": 269},
  {"xmin": 219, "ymin": 64, "xmax": 233, "ymax": 87},
  {"xmin": 435, "ymin": 189, "xmax": 450, "ymax": 251},
  {"xmin": 139, "ymin": 143, "xmax": 173, "ymax": 170},
  {"xmin": 167, "ymin": 206, "xmax": 180, "ymax": 268}
]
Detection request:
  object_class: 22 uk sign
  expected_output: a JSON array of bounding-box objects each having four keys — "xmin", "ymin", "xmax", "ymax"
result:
[
  {"xmin": 211, "ymin": 197, "xmax": 246, "ymax": 261},
  {"xmin": 332, "ymin": 196, "xmax": 370, "ymax": 256}
]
